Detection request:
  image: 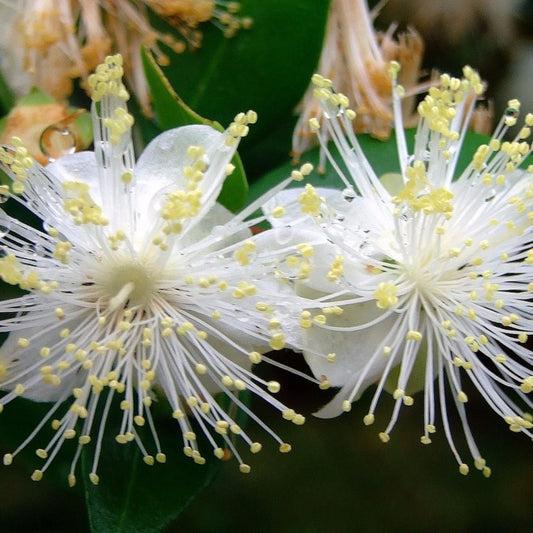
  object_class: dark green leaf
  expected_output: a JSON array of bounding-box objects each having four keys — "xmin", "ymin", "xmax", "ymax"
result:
[
  {"xmin": 0, "ymin": 71, "xmax": 15, "ymax": 114},
  {"xmin": 82, "ymin": 399, "xmax": 219, "ymax": 533},
  {"xmin": 153, "ymin": 0, "xmax": 331, "ymax": 177},
  {"xmin": 142, "ymin": 48, "xmax": 248, "ymax": 212},
  {"xmin": 249, "ymin": 129, "xmax": 493, "ymax": 201}
]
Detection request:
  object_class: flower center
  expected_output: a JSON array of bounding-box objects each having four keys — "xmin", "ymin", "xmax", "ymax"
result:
[{"xmin": 105, "ymin": 262, "xmax": 155, "ymax": 310}]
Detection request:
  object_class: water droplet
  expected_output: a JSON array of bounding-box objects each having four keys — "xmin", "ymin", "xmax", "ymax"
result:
[
  {"xmin": 29, "ymin": 242, "xmax": 46, "ymax": 256},
  {"xmin": 334, "ymin": 213, "xmax": 346, "ymax": 223},
  {"xmin": 40, "ymin": 126, "xmax": 77, "ymax": 162},
  {"xmin": 275, "ymin": 226, "xmax": 293, "ymax": 245},
  {"xmin": 0, "ymin": 188, "xmax": 9, "ymax": 203},
  {"xmin": 40, "ymin": 109, "xmax": 86, "ymax": 162},
  {"xmin": 505, "ymin": 107, "xmax": 519, "ymax": 119},
  {"xmin": 212, "ymin": 225, "xmax": 230, "ymax": 238},
  {"xmin": 342, "ymin": 187, "xmax": 356, "ymax": 202},
  {"xmin": 157, "ymin": 135, "xmax": 174, "ymax": 151},
  {"xmin": 0, "ymin": 216, "xmax": 11, "ymax": 237},
  {"xmin": 95, "ymin": 141, "xmax": 112, "ymax": 168},
  {"xmin": 484, "ymin": 189, "xmax": 496, "ymax": 202}
]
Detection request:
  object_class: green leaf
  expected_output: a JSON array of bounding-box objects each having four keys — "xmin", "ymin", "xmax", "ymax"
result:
[
  {"xmin": 82, "ymin": 400, "xmax": 219, "ymax": 533},
  {"xmin": 249, "ymin": 129, "xmax": 493, "ymax": 201},
  {"xmin": 16, "ymin": 87, "xmax": 56, "ymax": 106},
  {"xmin": 0, "ymin": 70, "xmax": 15, "ymax": 114},
  {"xmin": 153, "ymin": 0, "xmax": 331, "ymax": 177},
  {"xmin": 142, "ymin": 48, "xmax": 247, "ymax": 212}
]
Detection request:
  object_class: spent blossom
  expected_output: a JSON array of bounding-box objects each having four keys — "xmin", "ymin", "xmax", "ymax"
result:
[
  {"xmin": 269, "ymin": 65, "xmax": 533, "ymax": 475},
  {"xmin": 0, "ymin": 1, "xmax": 251, "ymax": 114},
  {"xmin": 0, "ymin": 54, "xmax": 321, "ymax": 485},
  {"xmin": 292, "ymin": 0, "xmax": 424, "ymax": 165}
]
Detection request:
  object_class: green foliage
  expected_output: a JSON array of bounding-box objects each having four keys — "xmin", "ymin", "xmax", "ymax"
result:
[
  {"xmin": 152, "ymin": 0, "xmax": 331, "ymax": 178},
  {"xmin": 248, "ymin": 129, "xmax": 493, "ymax": 201},
  {"xmin": 142, "ymin": 48, "xmax": 248, "ymax": 212},
  {"xmin": 82, "ymin": 399, "xmax": 219, "ymax": 533}
]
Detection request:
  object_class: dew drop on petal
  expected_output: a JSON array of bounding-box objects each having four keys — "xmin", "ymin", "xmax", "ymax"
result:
[
  {"xmin": 0, "ymin": 215, "xmax": 11, "ymax": 237},
  {"xmin": 95, "ymin": 141, "xmax": 112, "ymax": 169},
  {"xmin": 157, "ymin": 135, "xmax": 173, "ymax": 151},
  {"xmin": 212, "ymin": 225, "xmax": 230, "ymax": 239},
  {"xmin": 342, "ymin": 187, "xmax": 356, "ymax": 202},
  {"xmin": 40, "ymin": 125, "xmax": 77, "ymax": 162},
  {"xmin": 275, "ymin": 226, "xmax": 293, "ymax": 245},
  {"xmin": 484, "ymin": 189, "xmax": 496, "ymax": 202},
  {"xmin": 29, "ymin": 242, "xmax": 46, "ymax": 257}
]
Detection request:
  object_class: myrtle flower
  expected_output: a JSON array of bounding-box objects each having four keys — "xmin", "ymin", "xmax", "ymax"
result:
[
  {"xmin": 0, "ymin": 1, "xmax": 251, "ymax": 114},
  {"xmin": 269, "ymin": 66, "xmax": 533, "ymax": 475},
  {"xmin": 292, "ymin": 0, "xmax": 425, "ymax": 165},
  {"xmin": 0, "ymin": 54, "xmax": 318, "ymax": 485}
]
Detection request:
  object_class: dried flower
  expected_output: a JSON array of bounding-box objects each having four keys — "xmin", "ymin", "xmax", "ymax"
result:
[
  {"xmin": 292, "ymin": 0, "xmax": 425, "ymax": 165},
  {"xmin": 0, "ymin": 1, "xmax": 252, "ymax": 115}
]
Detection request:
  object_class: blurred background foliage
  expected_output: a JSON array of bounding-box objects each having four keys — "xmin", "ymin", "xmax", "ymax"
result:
[{"xmin": 1, "ymin": 0, "xmax": 533, "ymax": 531}]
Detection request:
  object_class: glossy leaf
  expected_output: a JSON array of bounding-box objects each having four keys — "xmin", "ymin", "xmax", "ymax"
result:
[
  {"xmin": 249, "ymin": 129, "xmax": 494, "ymax": 201},
  {"xmin": 0, "ymin": 71, "xmax": 15, "ymax": 114},
  {"xmin": 142, "ymin": 48, "xmax": 247, "ymax": 212},
  {"xmin": 154, "ymin": 0, "xmax": 331, "ymax": 176}
]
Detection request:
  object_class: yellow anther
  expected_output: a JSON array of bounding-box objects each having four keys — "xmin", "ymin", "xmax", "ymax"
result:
[
  {"xmin": 250, "ymin": 442, "xmax": 262, "ymax": 454},
  {"xmin": 31, "ymin": 469, "xmax": 43, "ymax": 482},
  {"xmin": 239, "ymin": 464, "xmax": 251, "ymax": 474},
  {"xmin": 298, "ymin": 184, "xmax": 322, "ymax": 215},
  {"xmin": 379, "ymin": 432, "xmax": 390, "ymax": 443},
  {"xmin": 17, "ymin": 337, "xmax": 30, "ymax": 348},
  {"xmin": 63, "ymin": 429, "xmax": 76, "ymax": 439},
  {"xmin": 36, "ymin": 448, "xmax": 48, "ymax": 459},
  {"xmin": 214, "ymin": 448, "xmax": 225, "ymax": 459},
  {"xmin": 363, "ymin": 413, "xmax": 375, "ymax": 425},
  {"xmin": 195, "ymin": 363, "xmax": 207, "ymax": 375},
  {"xmin": 221, "ymin": 375, "xmax": 233, "ymax": 387},
  {"xmin": 269, "ymin": 331, "xmax": 285, "ymax": 350},
  {"xmin": 406, "ymin": 330, "xmax": 423, "ymax": 342},
  {"xmin": 457, "ymin": 391, "xmax": 468, "ymax": 403},
  {"xmin": 374, "ymin": 282, "xmax": 398, "ymax": 309},
  {"xmin": 282, "ymin": 409, "xmax": 295, "ymax": 421},
  {"xmin": 249, "ymin": 351, "xmax": 262, "ymax": 364},
  {"xmin": 279, "ymin": 443, "xmax": 292, "ymax": 453},
  {"xmin": 268, "ymin": 381, "xmax": 280, "ymax": 393}
]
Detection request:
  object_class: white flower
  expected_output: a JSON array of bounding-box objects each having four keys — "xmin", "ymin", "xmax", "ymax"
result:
[
  {"xmin": 269, "ymin": 66, "xmax": 533, "ymax": 475},
  {"xmin": 0, "ymin": 54, "xmax": 317, "ymax": 485}
]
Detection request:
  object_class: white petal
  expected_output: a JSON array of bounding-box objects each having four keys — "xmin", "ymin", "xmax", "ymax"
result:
[
  {"xmin": 178, "ymin": 202, "xmax": 251, "ymax": 252},
  {"xmin": 46, "ymin": 151, "xmax": 99, "ymax": 190},
  {"xmin": 263, "ymin": 187, "xmax": 349, "ymax": 227},
  {"xmin": 302, "ymin": 301, "xmax": 395, "ymax": 388},
  {"xmin": 134, "ymin": 125, "xmax": 237, "ymax": 231}
]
